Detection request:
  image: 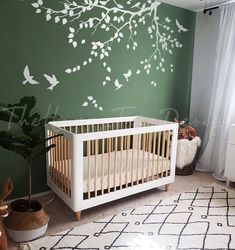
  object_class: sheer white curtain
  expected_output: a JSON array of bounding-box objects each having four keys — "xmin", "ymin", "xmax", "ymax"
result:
[{"xmin": 196, "ymin": 3, "xmax": 235, "ymax": 180}]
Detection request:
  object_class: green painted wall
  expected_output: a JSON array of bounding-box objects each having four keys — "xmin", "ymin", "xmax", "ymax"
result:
[{"xmin": 0, "ymin": 0, "xmax": 195, "ymax": 199}]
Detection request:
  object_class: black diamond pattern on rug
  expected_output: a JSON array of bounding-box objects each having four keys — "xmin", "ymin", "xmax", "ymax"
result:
[{"xmin": 29, "ymin": 185, "xmax": 235, "ymax": 250}]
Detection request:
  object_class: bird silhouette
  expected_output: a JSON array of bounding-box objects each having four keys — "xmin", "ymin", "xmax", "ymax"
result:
[
  {"xmin": 123, "ymin": 70, "xmax": 132, "ymax": 82},
  {"xmin": 22, "ymin": 65, "xmax": 39, "ymax": 85},
  {"xmin": 114, "ymin": 79, "xmax": 123, "ymax": 90},
  {"xmin": 44, "ymin": 74, "xmax": 59, "ymax": 91},
  {"xmin": 176, "ymin": 19, "xmax": 188, "ymax": 33}
]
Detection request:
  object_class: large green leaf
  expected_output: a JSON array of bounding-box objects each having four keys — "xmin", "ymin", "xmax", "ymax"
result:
[
  {"xmin": 0, "ymin": 142, "xmax": 31, "ymax": 160},
  {"xmin": 0, "ymin": 96, "xmax": 60, "ymax": 164},
  {"xmin": 0, "ymin": 131, "xmax": 31, "ymax": 145},
  {"xmin": 0, "ymin": 131, "xmax": 32, "ymax": 160},
  {"xmin": 32, "ymin": 134, "xmax": 63, "ymax": 147},
  {"xmin": 32, "ymin": 144, "xmax": 55, "ymax": 162}
]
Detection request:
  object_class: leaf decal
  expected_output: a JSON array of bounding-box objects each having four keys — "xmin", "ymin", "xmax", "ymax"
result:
[
  {"xmin": 82, "ymin": 96, "xmax": 103, "ymax": 111},
  {"xmin": 27, "ymin": 0, "xmax": 188, "ymax": 105},
  {"xmin": 31, "ymin": 3, "xmax": 39, "ymax": 8},
  {"xmin": 69, "ymin": 27, "xmax": 75, "ymax": 33}
]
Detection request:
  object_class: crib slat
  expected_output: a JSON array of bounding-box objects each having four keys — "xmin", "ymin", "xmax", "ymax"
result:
[
  {"xmin": 120, "ymin": 136, "xmax": 123, "ymax": 189},
  {"xmin": 111, "ymin": 123, "xmax": 113, "ymax": 152},
  {"xmin": 60, "ymin": 136, "xmax": 64, "ymax": 191},
  {"xmin": 161, "ymin": 131, "xmax": 166, "ymax": 178},
  {"xmin": 131, "ymin": 135, "xmax": 134, "ymax": 186},
  {"xmin": 142, "ymin": 133, "xmax": 146, "ymax": 183},
  {"xmin": 52, "ymin": 132, "xmax": 56, "ymax": 184},
  {"xmin": 166, "ymin": 131, "xmax": 171, "ymax": 176},
  {"xmin": 137, "ymin": 134, "xmax": 141, "ymax": 184},
  {"xmin": 49, "ymin": 131, "xmax": 53, "ymax": 182},
  {"xmin": 114, "ymin": 137, "xmax": 117, "ymax": 191},
  {"xmin": 54, "ymin": 134, "xmax": 58, "ymax": 186},
  {"xmin": 87, "ymin": 140, "xmax": 91, "ymax": 199},
  {"xmin": 58, "ymin": 136, "xmax": 62, "ymax": 189},
  {"xmin": 91, "ymin": 125, "xmax": 94, "ymax": 155},
  {"xmin": 152, "ymin": 132, "xmax": 156, "ymax": 180},
  {"xmin": 59, "ymin": 135, "xmax": 62, "ymax": 190},
  {"xmin": 101, "ymin": 138, "xmax": 104, "ymax": 195},
  {"xmin": 63, "ymin": 137, "xmax": 65, "ymax": 195},
  {"xmin": 55, "ymin": 134, "xmax": 59, "ymax": 189},
  {"xmin": 65, "ymin": 138, "xmax": 68, "ymax": 196},
  {"xmin": 106, "ymin": 126, "xmax": 108, "ymax": 152},
  {"xmin": 95, "ymin": 139, "xmax": 98, "ymax": 197},
  {"xmin": 122, "ymin": 123, "xmax": 125, "ymax": 150},
  {"xmin": 108, "ymin": 138, "xmax": 111, "ymax": 193},
  {"xmin": 147, "ymin": 132, "xmax": 152, "ymax": 182},
  {"xmin": 63, "ymin": 137, "xmax": 67, "ymax": 195},
  {"xmin": 62, "ymin": 137, "xmax": 66, "ymax": 193},
  {"xmin": 157, "ymin": 131, "xmax": 161, "ymax": 178},
  {"xmin": 125, "ymin": 135, "xmax": 130, "ymax": 188}
]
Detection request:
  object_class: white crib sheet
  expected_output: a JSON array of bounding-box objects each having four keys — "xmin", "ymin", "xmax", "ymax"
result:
[
  {"xmin": 83, "ymin": 149, "xmax": 168, "ymax": 192},
  {"xmin": 52, "ymin": 149, "xmax": 168, "ymax": 193}
]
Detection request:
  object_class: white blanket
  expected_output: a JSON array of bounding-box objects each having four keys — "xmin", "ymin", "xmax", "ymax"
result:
[{"xmin": 176, "ymin": 136, "xmax": 201, "ymax": 169}]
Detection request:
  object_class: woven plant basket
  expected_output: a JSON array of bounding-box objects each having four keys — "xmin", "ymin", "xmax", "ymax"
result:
[
  {"xmin": 4, "ymin": 199, "xmax": 49, "ymax": 242},
  {"xmin": 5, "ymin": 200, "xmax": 49, "ymax": 231}
]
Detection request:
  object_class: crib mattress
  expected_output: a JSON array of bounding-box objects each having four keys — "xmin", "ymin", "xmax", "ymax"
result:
[{"xmin": 51, "ymin": 149, "xmax": 169, "ymax": 193}]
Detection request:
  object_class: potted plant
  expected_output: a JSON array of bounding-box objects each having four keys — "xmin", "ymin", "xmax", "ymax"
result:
[{"xmin": 0, "ymin": 96, "xmax": 60, "ymax": 242}]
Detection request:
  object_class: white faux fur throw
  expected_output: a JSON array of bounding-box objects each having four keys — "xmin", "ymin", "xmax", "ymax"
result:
[{"xmin": 176, "ymin": 136, "xmax": 201, "ymax": 169}]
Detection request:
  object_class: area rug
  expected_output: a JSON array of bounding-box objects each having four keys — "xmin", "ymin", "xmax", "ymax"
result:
[{"xmin": 28, "ymin": 184, "xmax": 235, "ymax": 249}]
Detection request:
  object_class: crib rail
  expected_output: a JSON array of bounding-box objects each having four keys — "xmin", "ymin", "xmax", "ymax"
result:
[{"xmin": 63, "ymin": 121, "xmax": 134, "ymax": 134}]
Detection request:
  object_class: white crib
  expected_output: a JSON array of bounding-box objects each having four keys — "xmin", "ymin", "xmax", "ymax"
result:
[{"xmin": 45, "ymin": 116, "xmax": 178, "ymax": 220}]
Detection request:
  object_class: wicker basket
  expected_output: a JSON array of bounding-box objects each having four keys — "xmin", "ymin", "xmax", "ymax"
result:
[
  {"xmin": 176, "ymin": 151, "xmax": 198, "ymax": 176},
  {"xmin": 5, "ymin": 199, "xmax": 49, "ymax": 231}
]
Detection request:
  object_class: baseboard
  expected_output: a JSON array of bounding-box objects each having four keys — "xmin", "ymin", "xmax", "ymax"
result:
[{"xmin": 4, "ymin": 190, "xmax": 53, "ymax": 205}]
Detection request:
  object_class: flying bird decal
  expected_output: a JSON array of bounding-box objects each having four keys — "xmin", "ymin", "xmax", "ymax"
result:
[
  {"xmin": 22, "ymin": 65, "xmax": 39, "ymax": 85},
  {"xmin": 123, "ymin": 70, "xmax": 132, "ymax": 82},
  {"xmin": 44, "ymin": 74, "xmax": 59, "ymax": 90},
  {"xmin": 176, "ymin": 19, "xmax": 188, "ymax": 33},
  {"xmin": 114, "ymin": 79, "xmax": 123, "ymax": 91}
]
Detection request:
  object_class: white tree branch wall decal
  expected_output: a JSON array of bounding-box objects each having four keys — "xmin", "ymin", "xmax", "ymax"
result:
[{"xmin": 29, "ymin": 0, "xmax": 189, "ymax": 111}]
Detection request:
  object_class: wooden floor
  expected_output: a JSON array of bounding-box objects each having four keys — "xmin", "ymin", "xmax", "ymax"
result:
[{"xmin": 8, "ymin": 171, "xmax": 227, "ymax": 249}]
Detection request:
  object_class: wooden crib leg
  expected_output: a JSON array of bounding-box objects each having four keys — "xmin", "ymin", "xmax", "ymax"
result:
[
  {"xmin": 165, "ymin": 184, "xmax": 170, "ymax": 191},
  {"xmin": 75, "ymin": 211, "xmax": 82, "ymax": 221}
]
